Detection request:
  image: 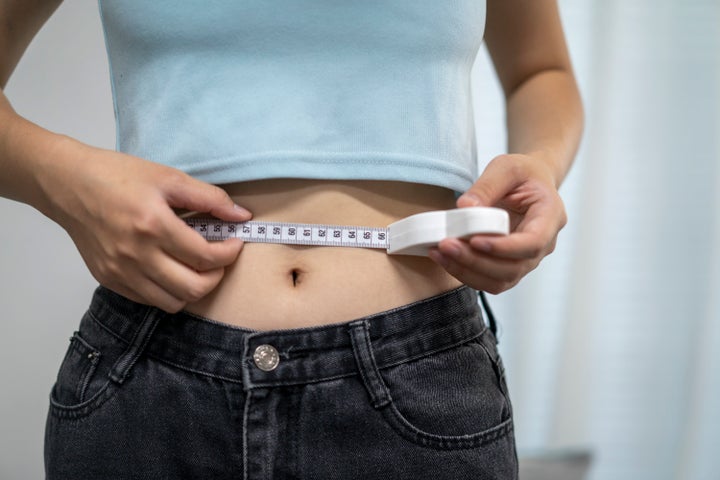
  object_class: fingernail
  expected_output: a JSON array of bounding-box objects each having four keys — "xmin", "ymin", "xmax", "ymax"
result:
[
  {"xmin": 233, "ymin": 204, "xmax": 252, "ymax": 216},
  {"xmin": 475, "ymin": 241, "xmax": 492, "ymax": 253},
  {"xmin": 445, "ymin": 245, "xmax": 461, "ymax": 258}
]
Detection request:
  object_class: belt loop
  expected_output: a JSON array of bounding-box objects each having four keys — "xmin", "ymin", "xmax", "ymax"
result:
[
  {"xmin": 240, "ymin": 333, "xmax": 254, "ymax": 392},
  {"xmin": 478, "ymin": 291, "xmax": 499, "ymax": 343},
  {"xmin": 348, "ymin": 319, "xmax": 391, "ymax": 409},
  {"xmin": 110, "ymin": 306, "xmax": 161, "ymax": 384}
]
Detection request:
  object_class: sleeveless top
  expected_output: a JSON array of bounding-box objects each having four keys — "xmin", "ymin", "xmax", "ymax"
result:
[{"xmin": 98, "ymin": 0, "xmax": 486, "ymax": 194}]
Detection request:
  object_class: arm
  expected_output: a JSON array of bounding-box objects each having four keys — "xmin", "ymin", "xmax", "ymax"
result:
[
  {"xmin": 428, "ymin": 0, "xmax": 584, "ymax": 293},
  {"xmin": 0, "ymin": 0, "xmax": 252, "ymax": 312},
  {"xmin": 484, "ymin": 0, "xmax": 583, "ymax": 187},
  {"xmin": 0, "ymin": 0, "xmax": 63, "ymax": 208}
]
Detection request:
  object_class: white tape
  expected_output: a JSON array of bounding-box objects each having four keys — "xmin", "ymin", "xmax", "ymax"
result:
[{"xmin": 185, "ymin": 207, "xmax": 509, "ymax": 257}]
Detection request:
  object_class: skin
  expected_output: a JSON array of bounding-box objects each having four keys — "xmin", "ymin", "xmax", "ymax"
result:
[
  {"xmin": 0, "ymin": 0, "xmax": 583, "ymax": 314},
  {"xmin": 1, "ymin": 0, "xmax": 251, "ymax": 312},
  {"xmin": 429, "ymin": 0, "xmax": 584, "ymax": 293}
]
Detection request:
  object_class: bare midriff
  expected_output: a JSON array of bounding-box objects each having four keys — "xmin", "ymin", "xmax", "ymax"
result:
[{"xmin": 182, "ymin": 179, "xmax": 464, "ymax": 330}]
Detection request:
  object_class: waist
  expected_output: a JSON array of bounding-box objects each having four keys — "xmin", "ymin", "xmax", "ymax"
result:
[
  {"xmin": 85, "ymin": 284, "xmax": 485, "ymax": 387},
  {"xmin": 182, "ymin": 179, "xmax": 464, "ymax": 329}
]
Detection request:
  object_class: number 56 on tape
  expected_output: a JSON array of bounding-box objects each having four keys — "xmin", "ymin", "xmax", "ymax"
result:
[{"xmin": 186, "ymin": 207, "xmax": 509, "ymax": 257}]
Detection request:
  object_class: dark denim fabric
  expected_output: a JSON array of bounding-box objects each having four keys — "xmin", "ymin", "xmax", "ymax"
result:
[{"xmin": 45, "ymin": 285, "xmax": 518, "ymax": 479}]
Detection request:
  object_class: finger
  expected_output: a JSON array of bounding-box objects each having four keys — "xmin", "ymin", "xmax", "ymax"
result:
[
  {"xmin": 456, "ymin": 156, "xmax": 524, "ymax": 208},
  {"xmin": 435, "ymin": 239, "xmax": 528, "ymax": 282},
  {"xmin": 468, "ymin": 232, "xmax": 551, "ymax": 260},
  {"xmin": 428, "ymin": 247, "xmax": 521, "ymax": 295},
  {"xmin": 164, "ymin": 213, "xmax": 245, "ymax": 271},
  {"xmin": 145, "ymin": 257, "xmax": 226, "ymax": 303},
  {"xmin": 467, "ymin": 204, "xmax": 560, "ymax": 260},
  {"xmin": 104, "ymin": 277, "xmax": 187, "ymax": 313},
  {"xmin": 163, "ymin": 174, "xmax": 252, "ymax": 221}
]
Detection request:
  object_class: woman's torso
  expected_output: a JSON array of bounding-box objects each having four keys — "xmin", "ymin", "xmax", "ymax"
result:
[
  {"xmin": 182, "ymin": 179, "xmax": 463, "ymax": 330},
  {"xmin": 98, "ymin": 1, "xmax": 486, "ymax": 329}
]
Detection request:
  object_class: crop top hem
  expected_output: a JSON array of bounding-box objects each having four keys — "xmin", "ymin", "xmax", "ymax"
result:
[
  {"xmin": 175, "ymin": 150, "xmax": 475, "ymax": 194},
  {"xmin": 97, "ymin": 0, "xmax": 487, "ymax": 197}
]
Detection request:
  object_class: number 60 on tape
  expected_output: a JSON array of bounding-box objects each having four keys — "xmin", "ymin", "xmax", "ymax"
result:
[{"xmin": 186, "ymin": 207, "xmax": 509, "ymax": 257}]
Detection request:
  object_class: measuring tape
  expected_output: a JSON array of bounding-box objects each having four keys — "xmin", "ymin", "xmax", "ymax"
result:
[{"xmin": 185, "ymin": 207, "xmax": 509, "ymax": 256}]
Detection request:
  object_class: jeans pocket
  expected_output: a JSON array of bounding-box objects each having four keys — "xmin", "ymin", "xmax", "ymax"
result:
[
  {"xmin": 48, "ymin": 311, "xmax": 127, "ymax": 417},
  {"xmin": 51, "ymin": 331, "xmax": 102, "ymax": 406},
  {"xmin": 377, "ymin": 329, "xmax": 513, "ymax": 450},
  {"xmin": 477, "ymin": 327, "xmax": 513, "ymax": 416}
]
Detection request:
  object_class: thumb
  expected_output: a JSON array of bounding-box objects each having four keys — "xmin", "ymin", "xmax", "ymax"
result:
[
  {"xmin": 456, "ymin": 156, "xmax": 519, "ymax": 208},
  {"xmin": 164, "ymin": 174, "xmax": 252, "ymax": 221}
]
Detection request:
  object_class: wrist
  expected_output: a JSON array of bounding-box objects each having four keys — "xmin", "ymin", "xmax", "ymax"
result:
[
  {"xmin": 34, "ymin": 134, "xmax": 89, "ymax": 223},
  {"xmin": 0, "ymin": 113, "xmax": 70, "ymax": 214},
  {"xmin": 4, "ymin": 113, "xmax": 89, "ymax": 222}
]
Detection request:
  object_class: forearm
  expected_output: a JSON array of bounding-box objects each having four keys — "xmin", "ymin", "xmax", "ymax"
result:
[
  {"xmin": 0, "ymin": 89, "xmax": 76, "ymax": 217},
  {"xmin": 504, "ymin": 67, "xmax": 584, "ymax": 188},
  {"xmin": 0, "ymin": 0, "xmax": 71, "ymax": 212}
]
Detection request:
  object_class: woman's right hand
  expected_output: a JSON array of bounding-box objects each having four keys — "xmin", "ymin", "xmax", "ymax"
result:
[{"xmin": 42, "ymin": 137, "xmax": 252, "ymax": 313}]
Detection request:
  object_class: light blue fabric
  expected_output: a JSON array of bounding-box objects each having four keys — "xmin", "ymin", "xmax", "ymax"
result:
[{"xmin": 97, "ymin": 0, "xmax": 486, "ymax": 194}]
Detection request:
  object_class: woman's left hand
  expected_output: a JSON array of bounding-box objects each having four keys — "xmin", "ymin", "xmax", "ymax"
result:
[{"xmin": 428, "ymin": 153, "xmax": 567, "ymax": 294}]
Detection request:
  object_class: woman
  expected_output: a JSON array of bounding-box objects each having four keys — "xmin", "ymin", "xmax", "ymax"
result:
[{"xmin": 0, "ymin": 0, "xmax": 582, "ymax": 478}]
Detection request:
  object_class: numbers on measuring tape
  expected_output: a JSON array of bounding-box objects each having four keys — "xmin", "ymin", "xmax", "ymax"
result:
[
  {"xmin": 186, "ymin": 219, "xmax": 389, "ymax": 250},
  {"xmin": 185, "ymin": 207, "xmax": 511, "ymax": 256}
]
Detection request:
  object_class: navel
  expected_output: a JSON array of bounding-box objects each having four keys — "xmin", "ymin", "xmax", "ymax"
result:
[{"xmin": 290, "ymin": 268, "xmax": 303, "ymax": 287}]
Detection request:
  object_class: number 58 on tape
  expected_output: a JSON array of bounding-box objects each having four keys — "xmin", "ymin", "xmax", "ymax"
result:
[{"xmin": 186, "ymin": 207, "xmax": 509, "ymax": 257}]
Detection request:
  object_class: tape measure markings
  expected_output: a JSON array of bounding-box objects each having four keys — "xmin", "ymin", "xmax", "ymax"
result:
[
  {"xmin": 186, "ymin": 219, "xmax": 389, "ymax": 249},
  {"xmin": 184, "ymin": 207, "xmax": 511, "ymax": 257}
]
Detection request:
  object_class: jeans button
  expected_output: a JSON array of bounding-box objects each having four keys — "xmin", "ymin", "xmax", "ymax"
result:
[{"xmin": 253, "ymin": 344, "xmax": 280, "ymax": 371}]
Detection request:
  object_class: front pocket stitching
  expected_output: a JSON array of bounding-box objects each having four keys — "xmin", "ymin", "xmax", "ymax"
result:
[
  {"xmin": 58, "ymin": 333, "xmax": 102, "ymax": 406},
  {"xmin": 381, "ymin": 402, "xmax": 514, "ymax": 450},
  {"xmin": 476, "ymin": 335, "xmax": 512, "ymax": 403},
  {"xmin": 376, "ymin": 337, "xmax": 514, "ymax": 450},
  {"xmin": 49, "ymin": 353, "xmax": 137, "ymax": 419},
  {"xmin": 377, "ymin": 326, "xmax": 488, "ymax": 371},
  {"xmin": 49, "ymin": 378, "xmax": 118, "ymax": 419},
  {"xmin": 76, "ymin": 350, "xmax": 101, "ymax": 403}
]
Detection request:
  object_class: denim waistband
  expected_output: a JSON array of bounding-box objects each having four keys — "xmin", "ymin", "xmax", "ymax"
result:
[{"xmin": 86, "ymin": 285, "xmax": 487, "ymax": 390}]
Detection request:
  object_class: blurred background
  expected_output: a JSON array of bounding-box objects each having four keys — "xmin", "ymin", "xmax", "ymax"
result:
[{"xmin": 1, "ymin": 1, "xmax": 718, "ymax": 478}]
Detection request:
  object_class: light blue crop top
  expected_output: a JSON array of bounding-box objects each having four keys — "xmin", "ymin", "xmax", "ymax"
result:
[{"xmin": 97, "ymin": 1, "xmax": 486, "ymax": 194}]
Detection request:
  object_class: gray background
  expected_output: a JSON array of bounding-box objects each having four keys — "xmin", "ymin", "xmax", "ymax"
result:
[{"xmin": 1, "ymin": 3, "xmax": 112, "ymax": 477}]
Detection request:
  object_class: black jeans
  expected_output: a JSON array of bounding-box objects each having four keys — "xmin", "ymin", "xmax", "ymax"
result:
[{"xmin": 45, "ymin": 285, "xmax": 518, "ymax": 479}]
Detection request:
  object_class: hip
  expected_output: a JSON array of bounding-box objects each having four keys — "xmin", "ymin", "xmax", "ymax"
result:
[{"xmin": 45, "ymin": 284, "xmax": 517, "ymax": 479}]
